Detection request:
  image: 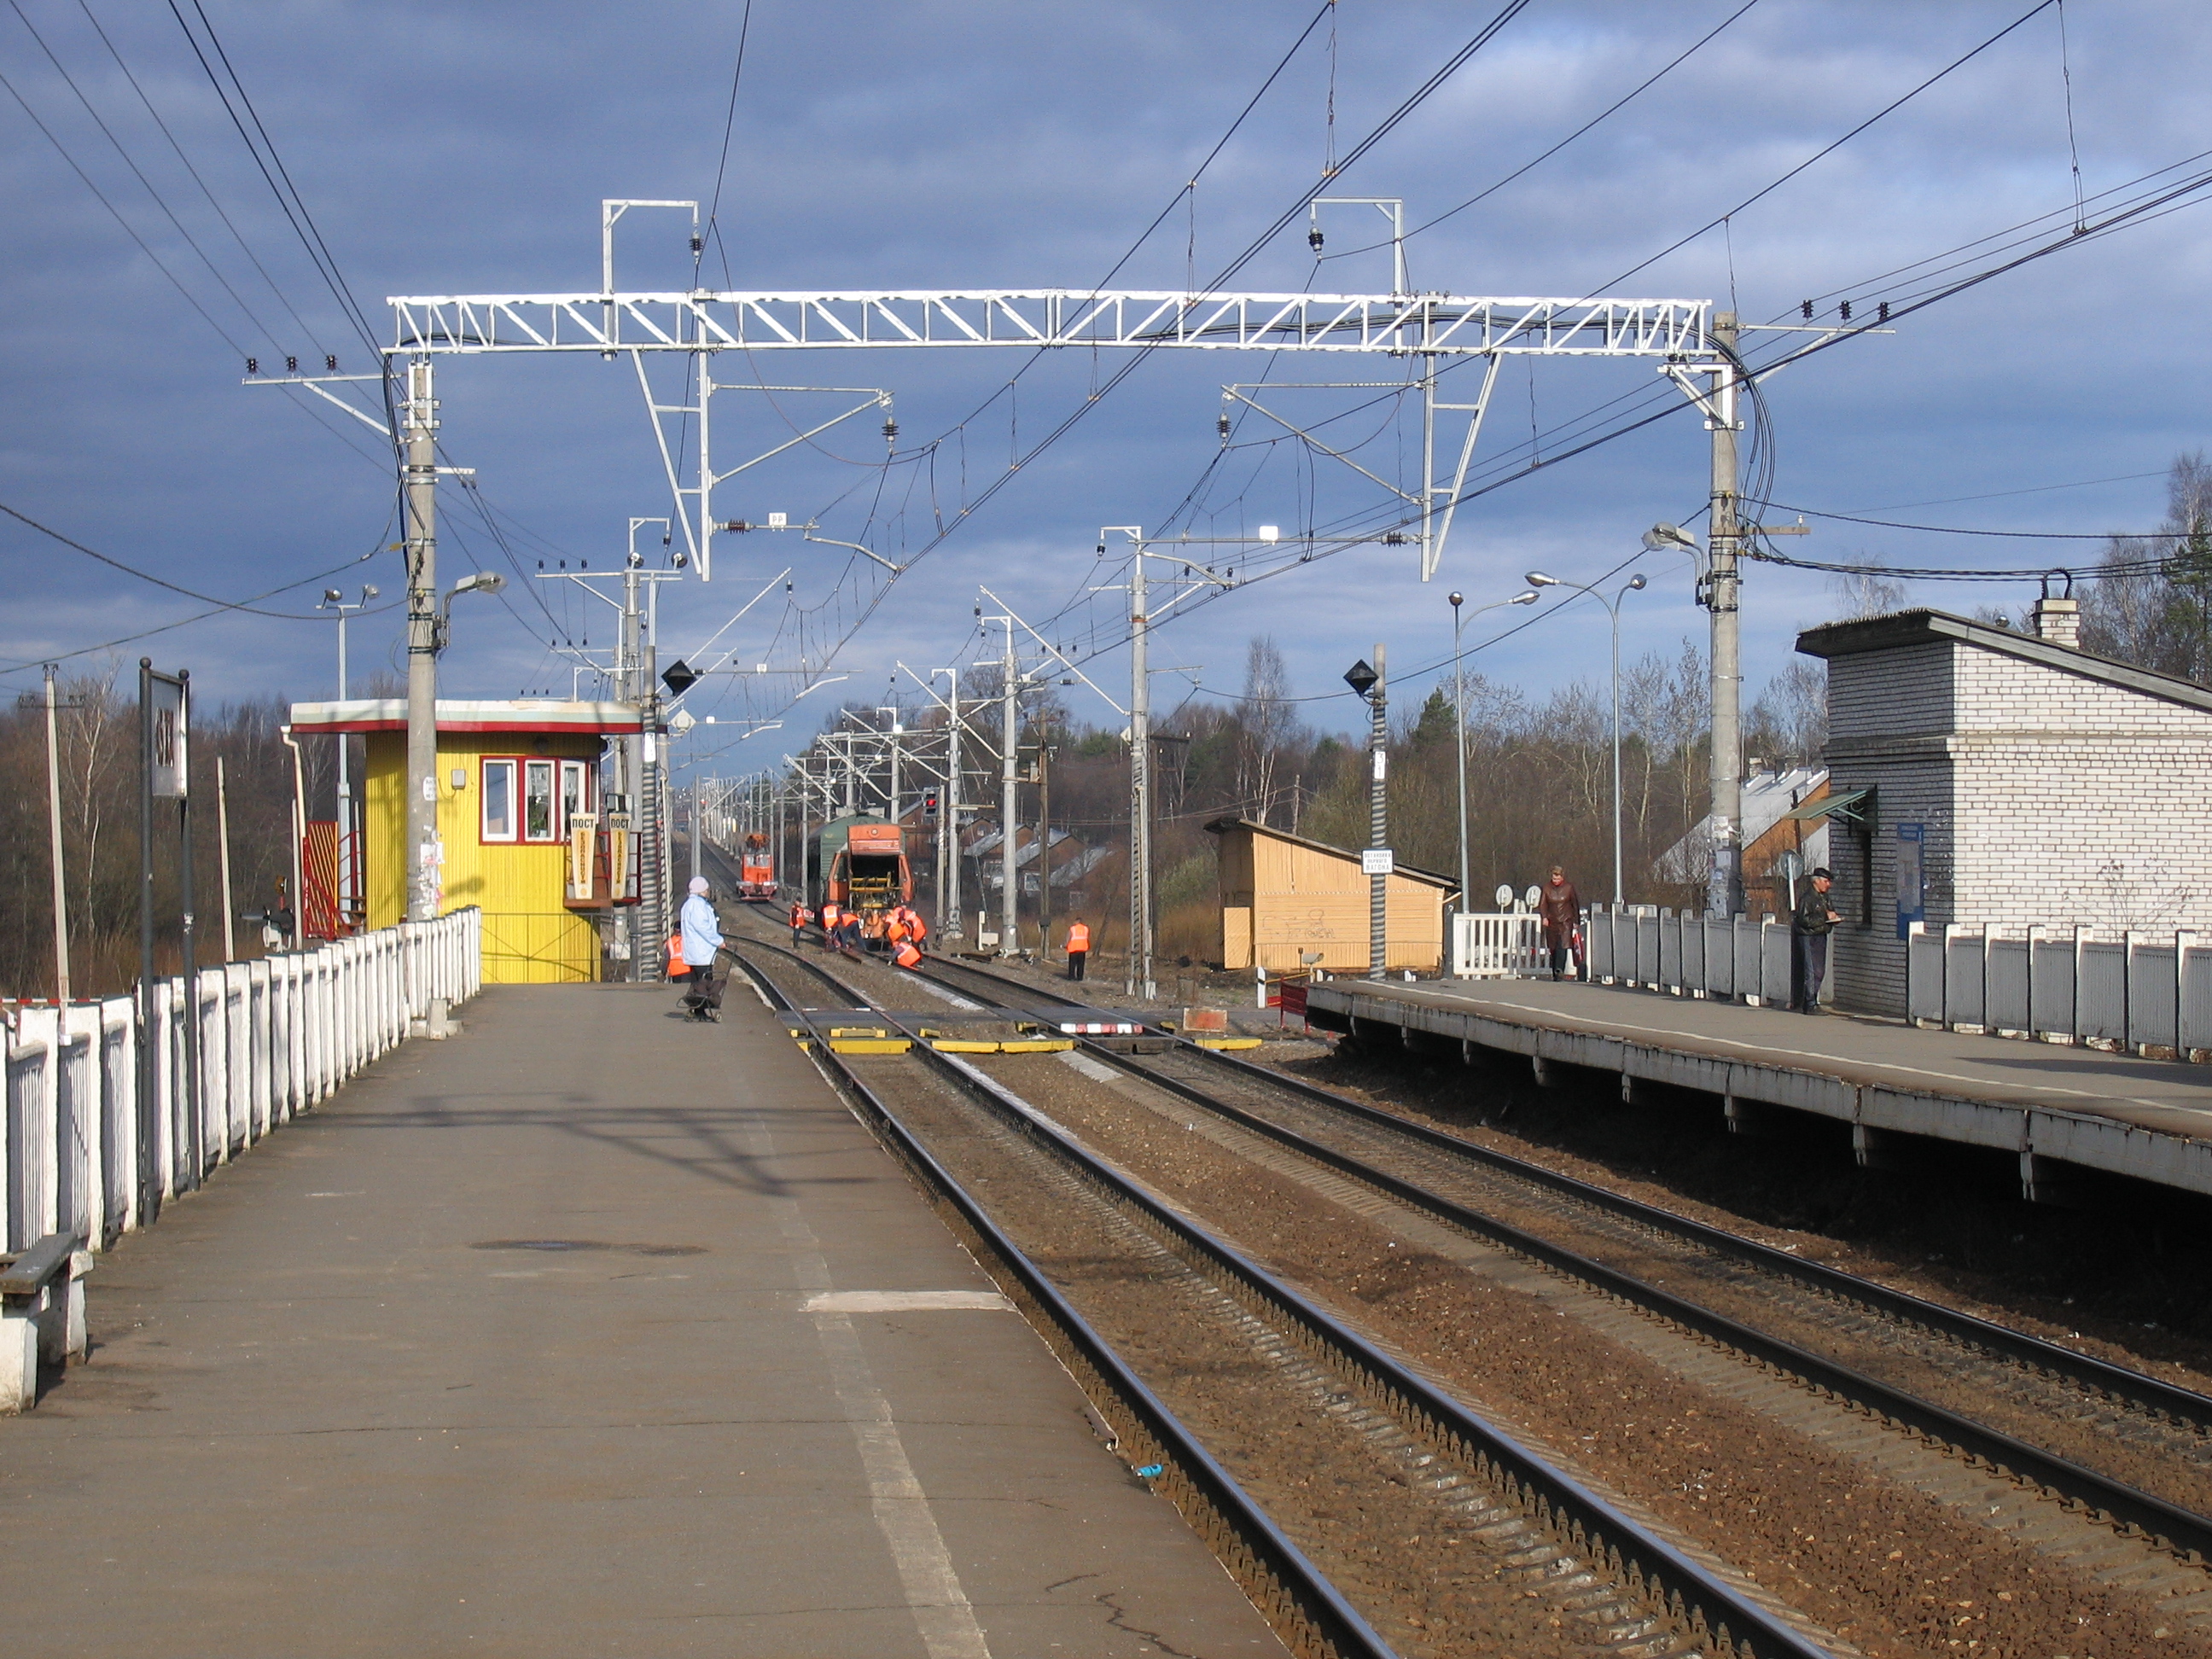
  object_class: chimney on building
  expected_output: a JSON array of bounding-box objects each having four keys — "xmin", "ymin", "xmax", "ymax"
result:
[{"xmin": 2030, "ymin": 592, "xmax": 2081, "ymax": 649}]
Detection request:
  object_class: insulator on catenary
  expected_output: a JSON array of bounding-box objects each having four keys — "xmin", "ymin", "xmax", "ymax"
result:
[{"xmin": 1839, "ymin": 300, "xmax": 1852, "ymax": 322}]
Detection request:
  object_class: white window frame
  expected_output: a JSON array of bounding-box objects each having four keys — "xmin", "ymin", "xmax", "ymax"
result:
[
  {"xmin": 522, "ymin": 758, "xmax": 558, "ymax": 843},
  {"xmin": 481, "ymin": 758, "xmax": 518, "ymax": 843}
]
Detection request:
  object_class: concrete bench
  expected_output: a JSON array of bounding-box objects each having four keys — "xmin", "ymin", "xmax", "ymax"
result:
[{"xmin": 0, "ymin": 1234, "xmax": 89, "ymax": 1413}]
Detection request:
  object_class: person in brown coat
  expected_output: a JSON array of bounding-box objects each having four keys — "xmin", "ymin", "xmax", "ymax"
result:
[{"xmin": 1537, "ymin": 866, "xmax": 1583, "ymax": 981}]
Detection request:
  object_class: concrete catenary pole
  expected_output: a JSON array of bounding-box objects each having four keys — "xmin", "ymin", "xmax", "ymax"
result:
[
  {"xmin": 1705, "ymin": 311, "xmax": 1743, "ymax": 919},
  {"xmin": 402, "ymin": 357, "xmax": 440, "ymax": 922},
  {"xmin": 940, "ymin": 670, "xmax": 961, "ymax": 936},
  {"xmin": 1366, "ymin": 643, "xmax": 1388, "ymax": 981},
  {"xmin": 1127, "ymin": 543, "xmax": 1153, "ymax": 999},
  {"xmin": 999, "ymin": 621, "xmax": 1019, "ymax": 956}
]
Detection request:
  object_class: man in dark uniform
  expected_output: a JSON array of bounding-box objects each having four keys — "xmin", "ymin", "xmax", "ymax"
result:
[{"xmin": 1791, "ymin": 866, "xmax": 1841, "ymax": 1013}]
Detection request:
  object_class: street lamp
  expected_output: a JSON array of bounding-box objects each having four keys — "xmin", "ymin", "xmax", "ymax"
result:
[
  {"xmin": 1526, "ymin": 568, "xmax": 1648, "ymax": 906},
  {"xmin": 1447, "ymin": 587, "xmax": 1539, "ymax": 919},
  {"xmin": 437, "ymin": 571, "xmax": 506, "ymax": 640},
  {"xmin": 317, "ymin": 585, "xmax": 379, "ymax": 928}
]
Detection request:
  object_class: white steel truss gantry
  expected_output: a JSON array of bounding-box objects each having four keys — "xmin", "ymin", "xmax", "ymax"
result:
[
  {"xmin": 386, "ymin": 203, "xmax": 1715, "ymax": 583},
  {"xmin": 387, "ymin": 288, "xmax": 1708, "ymax": 359}
]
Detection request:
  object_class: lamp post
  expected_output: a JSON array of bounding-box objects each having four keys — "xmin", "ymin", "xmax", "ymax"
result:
[
  {"xmin": 1525, "ymin": 569, "xmax": 1647, "ymax": 906},
  {"xmin": 318, "ymin": 585, "xmax": 378, "ymax": 928},
  {"xmin": 1446, "ymin": 587, "xmax": 1540, "ymax": 918},
  {"xmin": 1343, "ymin": 650, "xmax": 1387, "ymax": 979}
]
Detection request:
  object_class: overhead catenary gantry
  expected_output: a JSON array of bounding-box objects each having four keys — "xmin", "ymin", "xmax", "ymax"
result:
[
  {"xmin": 375, "ymin": 201, "xmax": 1767, "ymax": 928},
  {"xmin": 387, "ymin": 200, "xmax": 1717, "ymax": 583}
]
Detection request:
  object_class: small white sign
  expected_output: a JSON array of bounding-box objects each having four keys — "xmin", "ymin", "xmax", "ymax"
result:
[
  {"xmin": 1371, "ymin": 748, "xmax": 1387, "ymax": 782},
  {"xmin": 1360, "ymin": 847, "xmax": 1394, "ymax": 876}
]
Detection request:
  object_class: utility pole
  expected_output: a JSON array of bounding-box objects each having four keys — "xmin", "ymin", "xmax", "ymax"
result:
[
  {"xmin": 998, "ymin": 620, "xmax": 1020, "ymax": 957},
  {"xmin": 1121, "ymin": 532, "xmax": 1153, "ymax": 999},
  {"xmin": 1342, "ymin": 650, "xmax": 1388, "ymax": 977},
  {"xmin": 1036, "ymin": 735, "xmax": 1056, "ymax": 958},
  {"xmin": 941, "ymin": 671, "xmax": 961, "ymax": 938},
  {"xmin": 43, "ymin": 662, "xmax": 68, "ymax": 1005},
  {"xmin": 402, "ymin": 356, "xmax": 440, "ymax": 923},
  {"xmin": 1365, "ymin": 646, "xmax": 1388, "ymax": 978},
  {"xmin": 1705, "ymin": 311, "xmax": 1743, "ymax": 919},
  {"xmin": 216, "ymin": 757, "xmax": 236, "ymax": 961}
]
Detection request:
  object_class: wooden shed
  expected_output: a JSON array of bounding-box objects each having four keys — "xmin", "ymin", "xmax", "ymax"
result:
[
  {"xmin": 1205, "ymin": 818, "xmax": 1457, "ymax": 974},
  {"xmin": 288, "ymin": 699, "xmax": 642, "ymax": 983}
]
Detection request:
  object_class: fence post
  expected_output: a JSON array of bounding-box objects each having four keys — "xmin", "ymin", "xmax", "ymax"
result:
[{"xmin": 2125, "ymin": 930, "xmax": 2142, "ymax": 1054}]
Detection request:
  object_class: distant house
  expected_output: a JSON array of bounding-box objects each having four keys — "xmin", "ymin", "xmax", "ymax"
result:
[
  {"xmin": 1658, "ymin": 765, "xmax": 1830, "ymax": 914},
  {"xmin": 1795, "ymin": 591, "xmax": 2212, "ymax": 1016},
  {"xmin": 1205, "ymin": 818, "xmax": 1458, "ymax": 974}
]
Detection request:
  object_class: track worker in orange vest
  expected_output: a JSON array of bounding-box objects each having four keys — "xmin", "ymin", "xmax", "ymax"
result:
[
  {"xmin": 789, "ymin": 899, "xmax": 813, "ymax": 948},
  {"xmin": 818, "ymin": 900, "xmax": 841, "ymax": 949},
  {"xmin": 884, "ymin": 915, "xmax": 910, "ymax": 949},
  {"xmin": 893, "ymin": 936, "xmax": 923, "ymax": 969},
  {"xmin": 904, "ymin": 906, "xmax": 927, "ymax": 945},
  {"xmin": 1063, "ymin": 916, "xmax": 1091, "ymax": 982}
]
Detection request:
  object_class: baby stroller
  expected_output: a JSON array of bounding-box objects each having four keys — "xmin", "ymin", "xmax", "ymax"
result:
[{"xmin": 670, "ymin": 934, "xmax": 724, "ymax": 1022}]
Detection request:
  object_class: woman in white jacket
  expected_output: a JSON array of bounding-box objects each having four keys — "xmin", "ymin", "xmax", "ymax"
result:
[{"xmin": 678, "ymin": 876, "xmax": 725, "ymax": 1021}]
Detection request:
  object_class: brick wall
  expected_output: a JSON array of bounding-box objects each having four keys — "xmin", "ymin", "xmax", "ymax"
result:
[{"xmin": 1822, "ymin": 637, "xmax": 2212, "ymax": 1016}]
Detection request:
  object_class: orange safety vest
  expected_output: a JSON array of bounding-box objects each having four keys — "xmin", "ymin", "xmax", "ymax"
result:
[
  {"xmin": 894, "ymin": 940, "xmax": 922, "ymax": 969},
  {"xmin": 905, "ymin": 911, "xmax": 927, "ymax": 942},
  {"xmin": 885, "ymin": 918, "xmax": 909, "ymax": 945},
  {"xmin": 821, "ymin": 904, "xmax": 841, "ymax": 927},
  {"xmin": 666, "ymin": 933, "xmax": 690, "ymax": 978},
  {"xmin": 1065, "ymin": 922, "xmax": 1091, "ymax": 953}
]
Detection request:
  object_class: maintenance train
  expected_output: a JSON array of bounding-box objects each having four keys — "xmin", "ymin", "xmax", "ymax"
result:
[
  {"xmin": 806, "ymin": 814, "xmax": 913, "ymax": 946},
  {"xmin": 737, "ymin": 833, "xmax": 777, "ymax": 902}
]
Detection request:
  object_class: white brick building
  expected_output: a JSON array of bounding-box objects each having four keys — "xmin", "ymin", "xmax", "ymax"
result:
[{"xmin": 1795, "ymin": 595, "xmax": 2212, "ymax": 1016}]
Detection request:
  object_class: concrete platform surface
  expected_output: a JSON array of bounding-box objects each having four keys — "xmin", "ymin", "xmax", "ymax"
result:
[
  {"xmin": 0, "ymin": 981, "xmax": 1284, "ymax": 1658},
  {"xmin": 1314, "ymin": 975, "xmax": 2212, "ymax": 1196}
]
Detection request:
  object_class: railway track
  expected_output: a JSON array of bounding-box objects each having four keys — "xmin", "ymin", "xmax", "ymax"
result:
[
  {"xmin": 720, "ymin": 917, "xmax": 1836, "ymax": 1659},
  {"xmin": 889, "ymin": 942, "xmax": 2212, "ymax": 1552}
]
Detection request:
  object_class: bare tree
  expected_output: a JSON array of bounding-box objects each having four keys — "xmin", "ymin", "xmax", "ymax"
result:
[
  {"xmin": 2082, "ymin": 451, "xmax": 2212, "ymax": 681},
  {"xmin": 1827, "ymin": 556, "xmax": 1910, "ymax": 620},
  {"xmin": 1237, "ymin": 635, "xmax": 1295, "ymax": 824}
]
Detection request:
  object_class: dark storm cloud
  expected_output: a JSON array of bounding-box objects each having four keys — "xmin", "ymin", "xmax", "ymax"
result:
[{"xmin": 2, "ymin": 0, "xmax": 2206, "ymax": 753}]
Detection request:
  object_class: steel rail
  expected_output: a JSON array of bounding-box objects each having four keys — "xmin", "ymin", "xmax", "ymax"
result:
[
  {"xmin": 721, "ymin": 943, "xmax": 1399, "ymax": 1659},
  {"xmin": 727, "ymin": 930, "xmax": 1837, "ymax": 1659},
  {"xmin": 918, "ymin": 947, "xmax": 2212, "ymax": 1435},
  {"xmin": 874, "ymin": 946, "xmax": 2212, "ymax": 1562}
]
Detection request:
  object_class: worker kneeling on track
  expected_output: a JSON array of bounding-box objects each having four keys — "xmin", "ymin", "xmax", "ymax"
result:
[
  {"xmin": 893, "ymin": 937, "xmax": 923, "ymax": 969},
  {"xmin": 678, "ymin": 876, "xmax": 725, "ymax": 1022}
]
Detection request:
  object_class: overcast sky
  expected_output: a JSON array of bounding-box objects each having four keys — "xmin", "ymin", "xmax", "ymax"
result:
[{"xmin": 3, "ymin": 0, "xmax": 2207, "ymax": 776}]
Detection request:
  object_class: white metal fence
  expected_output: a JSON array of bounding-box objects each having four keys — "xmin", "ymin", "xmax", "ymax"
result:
[
  {"xmin": 3, "ymin": 908, "xmax": 480, "ymax": 1254},
  {"xmin": 1451, "ymin": 913, "xmax": 1547, "ymax": 979},
  {"xmin": 1580, "ymin": 905, "xmax": 1802, "ymax": 1005},
  {"xmin": 1906, "ymin": 922, "xmax": 2212, "ymax": 1057}
]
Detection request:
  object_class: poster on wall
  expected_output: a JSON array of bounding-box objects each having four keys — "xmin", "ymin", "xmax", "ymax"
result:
[{"xmin": 1895, "ymin": 823, "xmax": 1925, "ymax": 940}]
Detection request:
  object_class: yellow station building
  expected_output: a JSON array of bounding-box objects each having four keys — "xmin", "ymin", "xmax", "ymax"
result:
[{"xmin": 288, "ymin": 699, "xmax": 643, "ymax": 982}]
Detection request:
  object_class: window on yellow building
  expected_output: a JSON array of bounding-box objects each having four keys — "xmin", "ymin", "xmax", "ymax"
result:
[
  {"xmin": 483, "ymin": 759, "xmax": 516, "ymax": 841},
  {"xmin": 524, "ymin": 760, "xmax": 556, "ymax": 841},
  {"xmin": 560, "ymin": 760, "xmax": 590, "ymax": 835}
]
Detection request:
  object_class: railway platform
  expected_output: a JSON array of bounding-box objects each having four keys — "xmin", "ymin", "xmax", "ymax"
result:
[
  {"xmin": 1308, "ymin": 974, "xmax": 2212, "ymax": 1204},
  {"xmin": 0, "ymin": 980, "xmax": 1285, "ymax": 1657}
]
